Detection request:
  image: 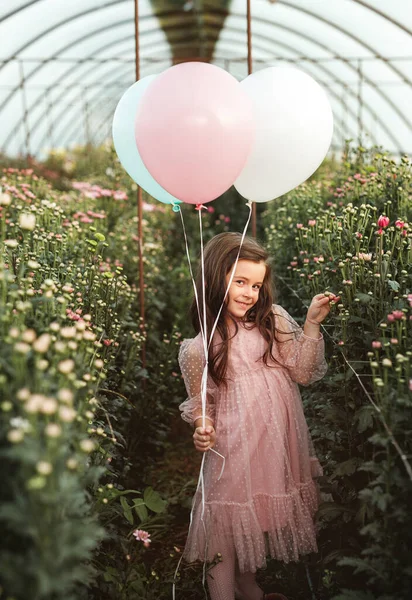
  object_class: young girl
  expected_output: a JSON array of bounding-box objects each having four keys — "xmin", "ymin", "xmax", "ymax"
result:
[{"xmin": 178, "ymin": 232, "xmax": 336, "ymax": 600}]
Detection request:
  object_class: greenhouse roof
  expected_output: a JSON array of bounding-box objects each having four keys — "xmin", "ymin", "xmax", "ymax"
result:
[{"xmin": 0, "ymin": 0, "xmax": 411, "ymax": 158}]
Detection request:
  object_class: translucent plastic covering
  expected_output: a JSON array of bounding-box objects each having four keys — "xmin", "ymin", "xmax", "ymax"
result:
[{"xmin": 0, "ymin": 0, "xmax": 411, "ymax": 158}]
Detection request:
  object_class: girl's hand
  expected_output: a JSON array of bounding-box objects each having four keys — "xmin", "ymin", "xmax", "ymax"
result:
[
  {"xmin": 307, "ymin": 292, "xmax": 340, "ymax": 325},
  {"xmin": 193, "ymin": 426, "xmax": 216, "ymax": 453}
]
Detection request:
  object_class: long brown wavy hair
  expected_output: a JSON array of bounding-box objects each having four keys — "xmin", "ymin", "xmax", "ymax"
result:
[{"xmin": 190, "ymin": 232, "xmax": 283, "ymax": 387}]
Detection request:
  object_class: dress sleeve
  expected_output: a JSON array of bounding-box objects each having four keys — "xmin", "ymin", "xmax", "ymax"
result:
[
  {"xmin": 178, "ymin": 338, "xmax": 216, "ymax": 426},
  {"xmin": 272, "ymin": 304, "xmax": 328, "ymax": 386}
]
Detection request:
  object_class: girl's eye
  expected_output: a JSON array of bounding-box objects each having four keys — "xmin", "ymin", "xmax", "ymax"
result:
[
  {"xmin": 235, "ymin": 280, "xmax": 244, "ymax": 285},
  {"xmin": 253, "ymin": 285, "xmax": 261, "ymax": 290}
]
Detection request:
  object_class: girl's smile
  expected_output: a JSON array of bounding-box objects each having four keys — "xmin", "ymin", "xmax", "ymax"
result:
[{"xmin": 225, "ymin": 259, "xmax": 267, "ymax": 319}]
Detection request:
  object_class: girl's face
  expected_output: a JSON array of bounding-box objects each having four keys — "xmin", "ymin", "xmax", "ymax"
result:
[{"xmin": 225, "ymin": 259, "xmax": 267, "ymax": 320}]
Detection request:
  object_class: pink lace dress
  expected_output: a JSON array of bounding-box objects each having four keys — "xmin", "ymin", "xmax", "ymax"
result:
[{"xmin": 178, "ymin": 304, "xmax": 327, "ymax": 573}]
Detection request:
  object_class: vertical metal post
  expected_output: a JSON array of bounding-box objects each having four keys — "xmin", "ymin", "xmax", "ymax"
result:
[
  {"xmin": 135, "ymin": 0, "xmax": 146, "ymax": 369},
  {"xmin": 44, "ymin": 87, "xmax": 55, "ymax": 150},
  {"xmin": 246, "ymin": 0, "xmax": 256, "ymax": 238},
  {"xmin": 342, "ymin": 83, "xmax": 348, "ymax": 150},
  {"xmin": 82, "ymin": 88, "xmax": 91, "ymax": 146},
  {"xmin": 247, "ymin": 0, "xmax": 252, "ymax": 77},
  {"xmin": 357, "ymin": 59, "xmax": 364, "ymax": 146},
  {"xmin": 18, "ymin": 60, "xmax": 31, "ymax": 159}
]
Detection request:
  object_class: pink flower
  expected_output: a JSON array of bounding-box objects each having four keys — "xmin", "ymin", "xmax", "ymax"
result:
[
  {"xmin": 308, "ymin": 219, "xmax": 316, "ymax": 227},
  {"xmin": 395, "ymin": 219, "xmax": 405, "ymax": 229},
  {"xmin": 409, "ymin": 379, "xmax": 412, "ymax": 392},
  {"xmin": 296, "ymin": 223, "xmax": 303, "ymax": 229},
  {"xmin": 387, "ymin": 314, "xmax": 395, "ymax": 323},
  {"xmin": 355, "ymin": 232, "xmax": 363, "ymax": 239},
  {"xmin": 392, "ymin": 310, "xmax": 404, "ymax": 320},
  {"xmin": 390, "ymin": 338, "xmax": 398, "ymax": 345},
  {"xmin": 357, "ymin": 252, "xmax": 372, "ymax": 261},
  {"xmin": 207, "ymin": 206, "xmax": 215, "ymax": 213},
  {"xmin": 133, "ymin": 529, "xmax": 151, "ymax": 548},
  {"xmin": 113, "ymin": 191, "xmax": 128, "ymax": 201},
  {"xmin": 377, "ymin": 215, "xmax": 390, "ymax": 228},
  {"xmin": 371, "ymin": 341, "xmax": 381, "ymax": 349}
]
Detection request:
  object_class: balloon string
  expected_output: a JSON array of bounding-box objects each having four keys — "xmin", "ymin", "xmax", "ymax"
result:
[
  {"xmin": 172, "ymin": 200, "xmax": 253, "ymax": 599},
  {"xmin": 176, "ymin": 204, "xmax": 205, "ymax": 341},
  {"xmin": 198, "ymin": 206, "xmax": 208, "ymax": 430},
  {"xmin": 207, "ymin": 201, "xmax": 253, "ymax": 351},
  {"xmin": 171, "ymin": 203, "xmax": 209, "ymax": 600}
]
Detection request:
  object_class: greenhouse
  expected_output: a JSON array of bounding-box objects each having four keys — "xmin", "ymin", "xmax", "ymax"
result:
[{"xmin": 0, "ymin": 1, "xmax": 411, "ymax": 600}]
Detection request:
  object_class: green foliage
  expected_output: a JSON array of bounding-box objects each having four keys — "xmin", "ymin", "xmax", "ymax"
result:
[
  {"xmin": 264, "ymin": 146, "xmax": 412, "ymax": 599},
  {"xmin": 1, "ymin": 143, "xmax": 411, "ymax": 599}
]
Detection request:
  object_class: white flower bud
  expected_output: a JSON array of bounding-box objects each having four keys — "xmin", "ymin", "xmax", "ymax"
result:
[
  {"xmin": 33, "ymin": 333, "xmax": 51, "ymax": 354},
  {"xmin": 19, "ymin": 213, "xmax": 36, "ymax": 231},
  {"xmin": 58, "ymin": 359, "xmax": 75, "ymax": 374},
  {"xmin": 36, "ymin": 461, "xmax": 53, "ymax": 475}
]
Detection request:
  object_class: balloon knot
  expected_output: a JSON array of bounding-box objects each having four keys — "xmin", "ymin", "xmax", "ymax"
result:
[
  {"xmin": 195, "ymin": 204, "xmax": 207, "ymax": 211},
  {"xmin": 246, "ymin": 201, "xmax": 253, "ymax": 209},
  {"xmin": 171, "ymin": 203, "xmax": 181, "ymax": 213}
]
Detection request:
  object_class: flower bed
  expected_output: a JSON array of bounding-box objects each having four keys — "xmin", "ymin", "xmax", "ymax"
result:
[
  {"xmin": 263, "ymin": 147, "xmax": 412, "ymax": 599},
  {"xmin": 0, "ymin": 144, "xmax": 411, "ymax": 600}
]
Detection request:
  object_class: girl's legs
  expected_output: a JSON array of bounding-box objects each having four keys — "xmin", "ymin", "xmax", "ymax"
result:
[
  {"xmin": 206, "ymin": 537, "xmax": 264, "ymax": 600},
  {"xmin": 207, "ymin": 537, "xmax": 236, "ymax": 600},
  {"xmin": 235, "ymin": 569, "xmax": 264, "ymax": 600}
]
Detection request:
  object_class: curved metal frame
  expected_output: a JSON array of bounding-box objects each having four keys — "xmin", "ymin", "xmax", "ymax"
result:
[
  {"xmin": 85, "ymin": 80, "xmax": 352, "ymax": 153},
  {"xmin": 350, "ymin": 0, "xmax": 412, "ymax": 40},
  {"xmin": 57, "ymin": 55, "xmax": 351, "ymax": 153},
  {"xmin": 30, "ymin": 27, "xmax": 375, "ymax": 155},
  {"xmin": 0, "ymin": 0, "xmax": 411, "ymax": 154},
  {"xmin": 3, "ymin": 11, "xmax": 403, "ymax": 154}
]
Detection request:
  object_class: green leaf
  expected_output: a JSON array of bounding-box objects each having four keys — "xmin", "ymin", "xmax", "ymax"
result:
[
  {"xmin": 143, "ymin": 486, "xmax": 167, "ymax": 513},
  {"xmin": 388, "ymin": 279, "xmax": 400, "ymax": 292},
  {"xmin": 133, "ymin": 500, "xmax": 149, "ymax": 523},
  {"xmin": 355, "ymin": 292, "xmax": 374, "ymax": 304},
  {"xmin": 130, "ymin": 580, "xmax": 146, "ymax": 593},
  {"xmin": 108, "ymin": 489, "xmax": 142, "ymax": 497},
  {"xmin": 338, "ymin": 557, "xmax": 385, "ymax": 579},
  {"xmin": 316, "ymin": 502, "xmax": 351, "ymax": 521},
  {"xmin": 331, "ymin": 458, "xmax": 360, "ymax": 479},
  {"xmin": 355, "ymin": 406, "xmax": 373, "ymax": 433},
  {"xmin": 120, "ymin": 496, "xmax": 134, "ymax": 525}
]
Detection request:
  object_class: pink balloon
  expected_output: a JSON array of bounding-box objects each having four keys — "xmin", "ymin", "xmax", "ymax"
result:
[{"xmin": 134, "ymin": 62, "xmax": 254, "ymax": 204}]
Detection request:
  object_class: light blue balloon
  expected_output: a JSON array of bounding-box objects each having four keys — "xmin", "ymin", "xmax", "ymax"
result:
[{"xmin": 112, "ymin": 75, "xmax": 181, "ymax": 205}]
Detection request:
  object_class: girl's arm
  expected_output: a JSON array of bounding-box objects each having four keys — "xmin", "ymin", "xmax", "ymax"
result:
[
  {"xmin": 273, "ymin": 304, "xmax": 328, "ymax": 386},
  {"xmin": 178, "ymin": 339, "xmax": 216, "ymax": 451},
  {"xmin": 303, "ymin": 319, "xmax": 322, "ymax": 340}
]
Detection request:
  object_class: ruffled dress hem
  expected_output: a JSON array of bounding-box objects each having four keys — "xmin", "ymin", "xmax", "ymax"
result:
[{"xmin": 183, "ymin": 477, "xmax": 320, "ymax": 573}]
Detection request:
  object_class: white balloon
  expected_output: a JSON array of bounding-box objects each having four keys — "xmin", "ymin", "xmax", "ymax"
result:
[{"xmin": 234, "ymin": 67, "xmax": 334, "ymax": 203}]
